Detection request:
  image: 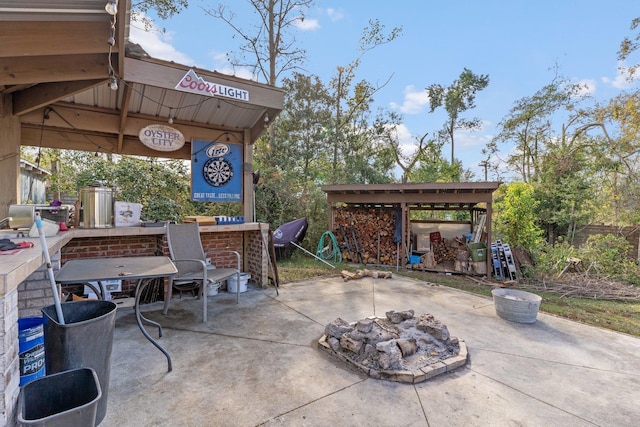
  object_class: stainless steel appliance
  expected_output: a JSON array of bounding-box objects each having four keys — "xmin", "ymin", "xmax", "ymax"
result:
[
  {"xmin": 8, "ymin": 205, "xmax": 70, "ymax": 230},
  {"xmin": 79, "ymin": 187, "xmax": 114, "ymax": 228}
]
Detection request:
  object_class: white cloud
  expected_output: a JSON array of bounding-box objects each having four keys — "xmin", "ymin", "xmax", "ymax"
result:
[
  {"xmin": 390, "ymin": 85, "xmax": 430, "ymax": 115},
  {"xmin": 455, "ymin": 123, "xmax": 493, "ymax": 150},
  {"xmin": 294, "ymin": 17, "xmax": 320, "ymax": 30},
  {"xmin": 128, "ymin": 18, "xmax": 194, "ymax": 66},
  {"xmin": 574, "ymin": 78, "xmax": 596, "ymax": 96},
  {"xmin": 602, "ymin": 62, "xmax": 640, "ymax": 89},
  {"xmin": 326, "ymin": 8, "xmax": 344, "ymax": 21},
  {"xmin": 206, "ymin": 51, "xmax": 255, "ymax": 79},
  {"xmin": 388, "ymin": 123, "xmax": 415, "ymax": 158},
  {"xmin": 129, "ymin": 14, "xmax": 257, "ymax": 80}
]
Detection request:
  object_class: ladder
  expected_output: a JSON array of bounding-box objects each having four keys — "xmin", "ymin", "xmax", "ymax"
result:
[
  {"xmin": 501, "ymin": 242, "xmax": 518, "ymax": 281},
  {"xmin": 472, "ymin": 213, "xmax": 486, "ymax": 243},
  {"xmin": 490, "ymin": 243, "xmax": 503, "ymax": 280}
]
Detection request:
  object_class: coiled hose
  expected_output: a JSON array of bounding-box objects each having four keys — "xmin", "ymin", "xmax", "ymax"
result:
[{"xmin": 316, "ymin": 231, "xmax": 342, "ymax": 263}]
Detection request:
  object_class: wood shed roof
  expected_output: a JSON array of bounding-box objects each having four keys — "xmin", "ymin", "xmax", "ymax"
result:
[{"xmin": 322, "ymin": 182, "xmax": 502, "ymax": 210}]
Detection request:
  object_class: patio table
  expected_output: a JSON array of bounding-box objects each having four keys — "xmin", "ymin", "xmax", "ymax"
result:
[{"xmin": 55, "ymin": 256, "xmax": 178, "ymax": 372}]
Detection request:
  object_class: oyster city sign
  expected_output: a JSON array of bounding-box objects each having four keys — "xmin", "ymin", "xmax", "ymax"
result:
[
  {"xmin": 175, "ymin": 69, "xmax": 250, "ymax": 102},
  {"xmin": 138, "ymin": 125, "xmax": 185, "ymax": 152}
]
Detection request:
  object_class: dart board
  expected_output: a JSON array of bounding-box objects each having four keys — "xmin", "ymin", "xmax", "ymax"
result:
[{"xmin": 203, "ymin": 157, "xmax": 234, "ymax": 187}]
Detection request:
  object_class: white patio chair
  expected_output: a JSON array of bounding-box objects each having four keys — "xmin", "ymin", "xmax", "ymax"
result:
[{"xmin": 162, "ymin": 222, "xmax": 240, "ymax": 323}]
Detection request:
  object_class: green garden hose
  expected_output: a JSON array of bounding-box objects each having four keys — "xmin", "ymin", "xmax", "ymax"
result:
[{"xmin": 316, "ymin": 231, "xmax": 342, "ymax": 263}]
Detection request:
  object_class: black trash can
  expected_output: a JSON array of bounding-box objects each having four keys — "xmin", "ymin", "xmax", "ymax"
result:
[
  {"xmin": 17, "ymin": 367, "xmax": 101, "ymax": 427},
  {"xmin": 42, "ymin": 300, "xmax": 117, "ymax": 426}
]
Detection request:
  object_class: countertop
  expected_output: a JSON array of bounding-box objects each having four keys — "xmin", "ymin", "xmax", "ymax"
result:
[{"xmin": 0, "ymin": 223, "xmax": 267, "ymax": 296}]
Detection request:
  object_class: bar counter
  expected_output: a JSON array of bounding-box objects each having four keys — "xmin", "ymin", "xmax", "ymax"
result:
[{"xmin": 0, "ymin": 222, "xmax": 269, "ymax": 297}]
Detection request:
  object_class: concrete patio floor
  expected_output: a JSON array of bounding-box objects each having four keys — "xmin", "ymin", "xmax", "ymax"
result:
[{"xmin": 100, "ymin": 274, "xmax": 640, "ymax": 426}]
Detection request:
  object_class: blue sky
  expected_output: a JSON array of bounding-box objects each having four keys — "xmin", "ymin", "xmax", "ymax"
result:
[{"xmin": 130, "ymin": 1, "xmax": 640, "ymax": 180}]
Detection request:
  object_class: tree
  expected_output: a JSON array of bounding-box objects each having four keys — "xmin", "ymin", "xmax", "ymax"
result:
[
  {"xmin": 493, "ymin": 182, "xmax": 543, "ymax": 251},
  {"xmin": 406, "ymin": 138, "xmax": 463, "ymax": 183},
  {"xmin": 618, "ymin": 17, "xmax": 640, "ymax": 82},
  {"xmin": 589, "ymin": 90, "xmax": 640, "ymax": 224},
  {"xmin": 204, "ymin": 0, "xmax": 313, "ymax": 85},
  {"xmin": 252, "ymin": 72, "xmax": 333, "ymax": 227},
  {"xmin": 485, "ymin": 72, "xmax": 585, "ymax": 182},
  {"xmin": 130, "ymin": 0, "xmax": 190, "ymax": 31},
  {"xmin": 326, "ymin": 19, "xmax": 402, "ymax": 184},
  {"xmin": 532, "ymin": 117, "xmax": 602, "ymax": 243},
  {"xmin": 426, "ymin": 68, "xmax": 489, "ymax": 170}
]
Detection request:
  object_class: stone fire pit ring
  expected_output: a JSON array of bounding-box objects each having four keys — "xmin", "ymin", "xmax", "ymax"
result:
[{"xmin": 318, "ymin": 310, "xmax": 468, "ymax": 384}]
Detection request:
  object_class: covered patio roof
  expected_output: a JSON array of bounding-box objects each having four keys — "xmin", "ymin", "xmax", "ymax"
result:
[{"xmin": 0, "ymin": 0, "xmax": 284, "ymax": 159}]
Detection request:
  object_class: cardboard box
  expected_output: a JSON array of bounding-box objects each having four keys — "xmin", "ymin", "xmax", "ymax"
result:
[
  {"xmin": 416, "ymin": 234, "xmax": 430, "ymax": 251},
  {"xmin": 471, "ymin": 261, "xmax": 487, "ymax": 275}
]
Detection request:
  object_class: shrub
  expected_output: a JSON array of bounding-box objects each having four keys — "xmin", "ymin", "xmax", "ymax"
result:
[{"xmin": 579, "ymin": 234, "xmax": 640, "ymax": 284}]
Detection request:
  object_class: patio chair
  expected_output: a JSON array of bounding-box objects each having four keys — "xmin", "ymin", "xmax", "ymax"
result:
[{"xmin": 162, "ymin": 222, "xmax": 241, "ymax": 323}]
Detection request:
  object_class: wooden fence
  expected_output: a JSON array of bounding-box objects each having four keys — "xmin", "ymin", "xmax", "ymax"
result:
[{"xmin": 572, "ymin": 224, "xmax": 640, "ymax": 260}]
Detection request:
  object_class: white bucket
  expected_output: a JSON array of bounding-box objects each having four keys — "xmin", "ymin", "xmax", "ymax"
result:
[
  {"xmin": 227, "ymin": 273, "xmax": 250, "ymax": 293},
  {"xmin": 206, "ymin": 282, "xmax": 220, "ymax": 296}
]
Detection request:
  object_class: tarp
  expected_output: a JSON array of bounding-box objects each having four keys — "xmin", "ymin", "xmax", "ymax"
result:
[
  {"xmin": 272, "ymin": 217, "xmax": 308, "ymax": 261},
  {"xmin": 273, "ymin": 217, "xmax": 308, "ymax": 248}
]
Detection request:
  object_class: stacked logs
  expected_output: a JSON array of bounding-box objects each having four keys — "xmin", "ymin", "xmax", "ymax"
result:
[
  {"xmin": 432, "ymin": 240, "xmax": 457, "ymax": 263},
  {"xmin": 334, "ymin": 207, "xmax": 398, "ymax": 265}
]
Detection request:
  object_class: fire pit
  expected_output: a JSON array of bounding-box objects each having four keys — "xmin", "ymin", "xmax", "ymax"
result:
[{"xmin": 318, "ymin": 310, "xmax": 467, "ymax": 383}]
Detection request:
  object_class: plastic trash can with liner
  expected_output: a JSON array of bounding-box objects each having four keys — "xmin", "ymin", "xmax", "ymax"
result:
[
  {"xmin": 17, "ymin": 367, "xmax": 101, "ymax": 427},
  {"xmin": 41, "ymin": 300, "xmax": 117, "ymax": 426}
]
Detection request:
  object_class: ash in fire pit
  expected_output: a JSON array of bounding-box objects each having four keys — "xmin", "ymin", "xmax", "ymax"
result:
[{"xmin": 318, "ymin": 310, "xmax": 467, "ymax": 383}]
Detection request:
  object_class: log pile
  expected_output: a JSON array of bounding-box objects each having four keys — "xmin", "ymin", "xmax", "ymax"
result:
[
  {"xmin": 341, "ymin": 269, "xmax": 393, "ymax": 281},
  {"xmin": 334, "ymin": 207, "xmax": 398, "ymax": 265},
  {"xmin": 519, "ymin": 276, "xmax": 640, "ymax": 300},
  {"xmin": 432, "ymin": 240, "xmax": 457, "ymax": 263}
]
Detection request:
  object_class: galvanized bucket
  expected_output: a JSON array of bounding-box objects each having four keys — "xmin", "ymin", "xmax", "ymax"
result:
[{"xmin": 492, "ymin": 288, "xmax": 542, "ymax": 323}]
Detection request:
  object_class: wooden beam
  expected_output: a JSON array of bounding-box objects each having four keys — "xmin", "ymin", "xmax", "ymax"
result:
[
  {"xmin": 20, "ymin": 103, "xmax": 245, "ymax": 142},
  {"xmin": 0, "ymin": 54, "xmax": 110, "ymax": 86},
  {"xmin": 0, "ymin": 21, "xmax": 112, "ymax": 58},
  {"xmin": 13, "ymin": 79, "xmax": 105, "ymax": 115},
  {"xmin": 20, "ymin": 126, "xmax": 192, "ymax": 160},
  {"xmin": 326, "ymin": 192, "xmax": 494, "ymax": 205},
  {"xmin": 117, "ymin": 84, "xmax": 133, "ymax": 153}
]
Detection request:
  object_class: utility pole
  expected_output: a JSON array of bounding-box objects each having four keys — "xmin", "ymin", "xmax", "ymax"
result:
[{"xmin": 479, "ymin": 161, "xmax": 488, "ymax": 181}]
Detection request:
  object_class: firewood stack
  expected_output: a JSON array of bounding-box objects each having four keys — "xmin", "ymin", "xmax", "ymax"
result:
[
  {"xmin": 334, "ymin": 207, "xmax": 398, "ymax": 265},
  {"xmin": 432, "ymin": 240, "xmax": 457, "ymax": 263}
]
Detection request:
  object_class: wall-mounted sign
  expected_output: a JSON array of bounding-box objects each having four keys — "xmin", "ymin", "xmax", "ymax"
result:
[
  {"xmin": 191, "ymin": 139, "xmax": 242, "ymax": 202},
  {"xmin": 176, "ymin": 69, "xmax": 250, "ymax": 102},
  {"xmin": 138, "ymin": 125, "xmax": 185, "ymax": 152}
]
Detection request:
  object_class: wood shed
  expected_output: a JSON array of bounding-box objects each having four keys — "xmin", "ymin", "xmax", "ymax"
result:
[{"xmin": 322, "ymin": 182, "xmax": 502, "ymax": 274}]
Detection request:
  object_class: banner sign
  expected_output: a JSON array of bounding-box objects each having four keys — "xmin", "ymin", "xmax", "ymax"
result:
[
  {"xmin": 176, "ymin": 69, "xmax": 250, "ymax": 102},
  {"xmin": 191, "ymin": 139, "xmax": 242, "ymax": 202}
]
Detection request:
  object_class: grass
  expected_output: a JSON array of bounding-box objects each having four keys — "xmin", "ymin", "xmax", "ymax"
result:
[{"xmin": 276, "ymin": 253, "xmax": 640, "ymax": 338}]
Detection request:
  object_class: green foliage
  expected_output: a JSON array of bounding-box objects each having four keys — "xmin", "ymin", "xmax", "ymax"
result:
[
  {"xmin": 54, "ymin": 152, "xmax": 198, "ymax": 222},
  {"xmin": 533, "ymin": 136, "xmax": 596, "ymax": 243},
  {"xmin": 530, "ymin": 235, "xmax": 640, "ymax": 285},
  {"xmin": 426, "ymin": 68, "xmax": 490, "ymax": 168},
  {"xmin": 618, "ymin": 17, "xmax": 640, "ymax": 81},
  {"xmin": 486, "ymin": 70, "xmax": 586, "ymax": 182},
  {"xmin": 493, "ymin": 182, "xmax": 543, "ymax": 251},
  {"xmin": 406, "ymin": 138, "xmax": 463, "ymax": 183},
  {"xmin": 529, "ymin": 239, "xmax": 577, "ymax": 278},
  {"xmin": 579, "ymin": 234, "xmax": 640, "ymax": 284}
]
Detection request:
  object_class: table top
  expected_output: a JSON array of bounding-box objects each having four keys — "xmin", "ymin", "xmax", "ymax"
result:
[{"xmin": 56, "ymin": 256, "xmax": 177, "ymax": 284}]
